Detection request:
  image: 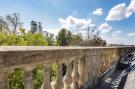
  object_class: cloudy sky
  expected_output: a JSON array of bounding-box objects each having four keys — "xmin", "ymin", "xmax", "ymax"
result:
[{"xmin": 0, "ymin": 0, "xmax": 135, "ymax": 45}]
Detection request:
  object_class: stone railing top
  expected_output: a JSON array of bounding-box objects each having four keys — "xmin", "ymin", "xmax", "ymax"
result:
[
  {"xmin": 0, "ymin": 46, "xmax": 132, "ymax": 52},
  {"xmin": 0, "ymin": 46, "xmax": 134, "ymax": 70}
]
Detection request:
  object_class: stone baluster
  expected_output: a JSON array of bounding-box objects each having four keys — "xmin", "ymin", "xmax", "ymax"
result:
[
  {"xmin": 84, "ymin": 56, "xmax": 90, "ymax": 82},
  {"xmin": 97, "ymin": 50, "xmax": 102, "ymax": 77},
  {"xmin": 100, "ymin": 54, "xmax": 104, "ymax": 74},
  {"xmin": 103, "ymin": 54, "xmax": 105, "ymax": 69},
  {"xmin": 41, "ymin": 65, "xmax": 52, "ymax": 89},
  {"xmin": 24, "ymin": 67, "xmax": 34, "ymax": 89},
  {"xmin": 104, "ymin": 55, "xmax": 107, "ymax": 70},
  {"xmin": 71, "ymin": 60, "xmax": 79, "ymax": 89},
  {"xmin": 78, "ymin": 57, "xmax": 85, "ymax": 87},
  {"xmin": 51, "ymin": 61, "xmax": 64, "ymax": 89},
  {"xmin": 116, "ymin": 50, "xmax": 119, "ymax": 61},
  {"xmin": 105, "ymin": 54, "xmax": 109, "ymax": 70},
  {"xmin": 0, "ymin": 69, "xmax": 9, "ymax": 89},
  {"xmin": 63, "ymin": 61, "xmax": 72, "ymax": 89},
  {"xmin": 111, "ymin": 51, "xmax": 114, "ymax": 64},
  {"xmin": 103, "ymin": 55, "xmax": 106, "ymax": 72},
  {"xmin": 107, "ymin": 54, "xmax": 110, "ymax": 68}
]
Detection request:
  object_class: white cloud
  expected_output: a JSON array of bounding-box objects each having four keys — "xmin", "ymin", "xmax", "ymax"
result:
[
  {"xmin": 103, "ymin": 30, "xmax": 135, "ymax": 45},
  {"xmin": 114, "ymin": 30, "xmax": 122, "ymax": 34},
  {"xmin": 112, "ymin": 30, "xmax": 122, "ymax": 35},
  {"xmin": 93, "ymin": 8, "xmax": 103, "ymax": 16},
  {"xmin": 106, "ymin": 0, "xmax": 135, "ymax": 21},
  {"xmin": 42, "ymin": 27, "xmax": 60, "ymax": 36},
  {"xmin": 112, "ymin": 30, "xmax": 122, "ymax": 38},
  {"xmin": 126, "ymin": 0, "xmax": 135, "ymax": 18},
  {"xmin": 58, "ymin": 16, "xmax": 93, "ymax": 29},
  {"xmin": 106, "ymin": 3, "xmax": 127, "ymax": 21},
  {"xmin": 98, "ymin": 22, "xmax": 112, "ymax": 34},
  {"xmin": 127, "ymin": 32, "xmax": 135, "ymax": 36}
]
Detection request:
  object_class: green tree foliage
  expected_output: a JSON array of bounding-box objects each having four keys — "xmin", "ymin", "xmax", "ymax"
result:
[
  {"xmin": 0, "ymin": 31, "xmax": 48, "ymax": 46},
  {"xmin": 44, "ymin": 31, "xmax": 55, "ymax": 46},
  {"xmin": 33, "ymin": 65, "xmax": 44, "ymax": 89},
  {"xmin": 9, "ymin": 68, "xmax": 24, "ymax": 89},
  {"xmin": 56, "ymin": 28, "xmax": 72, "ymax": 46},
  {"xmin": 70, "ymin": 34, "xmax": 83, "ymax": 46},
  {"xmin": 50, "ymin": 64, "xmax": 57, "ymax": 81}
]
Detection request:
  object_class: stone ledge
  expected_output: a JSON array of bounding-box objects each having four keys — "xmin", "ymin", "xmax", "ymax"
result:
[{"xmin": 0, "ymin": 46, "xmax": 129, "ymax": 51}]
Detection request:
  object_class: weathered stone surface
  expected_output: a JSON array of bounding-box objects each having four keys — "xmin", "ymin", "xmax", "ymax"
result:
[
  {"xmin": 0, "ymin": 46, "xmax": 124, "ymax": 69},
  {"xmin": 0, "ymin": 46, "xmax": 134, "ymax": 89}
]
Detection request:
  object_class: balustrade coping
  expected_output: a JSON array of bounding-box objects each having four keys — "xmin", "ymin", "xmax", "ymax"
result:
[{"xmin": 0, "ymin": 46, "xmax": 132, "ymax": 51}]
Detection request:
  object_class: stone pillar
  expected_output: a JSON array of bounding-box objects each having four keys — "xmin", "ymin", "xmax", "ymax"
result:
[
  {"xmin": 84, "ymin": 56, "xmax": 89, "ymax": 82},
  {"xmin": 107, "ymin": 53, "xmax": 110, "ymax": 69},
  {"xmin": 0, "ymin": 69, "xmax": 9, "ymax": 89},
  {"xmin": 24, "ymin": 67, "xmax": 34, "ymax": 89},
  {"xmin": 63, "ymin": 61, "xmax": 72, "ymax": 89},
  {"xmin": 41, "ymin": 65, "xmax": 52, "ymax": 89},
  {"xmin": 102, "ymin": 54, "xmax": 106, "ymax": 72},
  {"xmin": 105, "ymin": 53, "xmax": 109, "ymax": 71},
  {"xmin": 100, "ymin": 54, "xmax": 104, "ymax": 74},
  {"xmin": 51, "ymin": 61, "xmax": 64, "ymax": 89},
  {"xmin": 96, "ymin": 50, "xmax": 101, "ymax": 78},
  {"xmin": 78, "ymin": 57, "xmax": 85, "ymax": 87},
  {"xmin": 71, "ymin": 60, "xmax": 79, "ymax": 89}
]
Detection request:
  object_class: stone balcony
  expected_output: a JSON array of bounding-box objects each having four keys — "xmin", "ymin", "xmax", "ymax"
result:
[{"xmin": 0, "ymin": 46, "xmax": 135, "ymax": 89}]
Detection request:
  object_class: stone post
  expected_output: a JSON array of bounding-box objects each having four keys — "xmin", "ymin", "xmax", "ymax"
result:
[
  {"xmin": 71, "ymin": 60, "xmax": 79, "ymax": 89},
  {"xmin": 78, "ymin": 56, "xmax": 85, "ymax": 87},
  {"xmin": 0, "ymin": 69, "xmax": 9, "ymax": 89},
  {"xmin": 41, "ymin": 65, "xmax": 52, "ymax": 89},
  {"xmin": 24, "ymin": 67, "xmax": 34, "ymax": 89},
  {"xmin": 63, "ymin": 60, "xmax": 72, "ymax": 89},
  {"xmin": 51, "ymin": 61, "xmax": 64, "ymax": 89}
]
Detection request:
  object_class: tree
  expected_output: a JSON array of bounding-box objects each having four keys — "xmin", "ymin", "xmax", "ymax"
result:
[
  {"xmin": 19, "ymin": 27, "xmax": 26, "ymax": 35},
  {"xmin": 78, "ymin": 37, "xmax": 107, "ymax": 46},
  {"xmin": 70, "ymin": 34, "xmax": 83, "ymax": 46},
  {"xmin": 80, "ymin": 25, "xmax": 96, "ymax": 40},
  {"xmin": 6, "ymin": 13, "xmax": 22, "ymax": 34},
  {"xmin": 38, "ymin": 22, "xmax": 43, "ymax": 33},
  {"xmin": 43, "ymin": 31, "xmax": 55, "ymax": 46},
  {"xmin": 30, "ymin": 21, "xmax": 38, "ymax": 34},
  {"xmin": 56, "ymin": 28, "xmax": 72, "ymax": 46},
  {"xmin": 0, "ymin": 31, "xmax": 48, "ymax": 46},
  {"xmin": 0, "ymin": 17, "xmax": 9, "ymax": 33},
  {"xmin": 30, "ymin": 21, "xmax": 43, "ymax": 34},
  {"xmin": 78, "ymin": 27, "xmax": 107, "ymax": 46}
]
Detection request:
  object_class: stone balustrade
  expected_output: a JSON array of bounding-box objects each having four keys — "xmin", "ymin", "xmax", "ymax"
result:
[{"xmin": 0, "ymin": 46, "xmax": 135, "ymax": 89}]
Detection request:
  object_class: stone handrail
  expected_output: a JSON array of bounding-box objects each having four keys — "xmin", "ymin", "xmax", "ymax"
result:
[{"xmin": 0, "ymin": 46, "xmax": 135, "ymax": 89}]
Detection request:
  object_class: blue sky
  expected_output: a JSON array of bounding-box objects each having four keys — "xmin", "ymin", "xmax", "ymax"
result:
[{"xmin": 0, "ymin": 0, "xmax": 135, "ymax": 45}]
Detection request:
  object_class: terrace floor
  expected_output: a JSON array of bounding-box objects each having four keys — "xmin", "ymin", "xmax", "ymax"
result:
[{"xmin": 91, "ymin": 58, "xmax": 135, "ymax": 89}]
